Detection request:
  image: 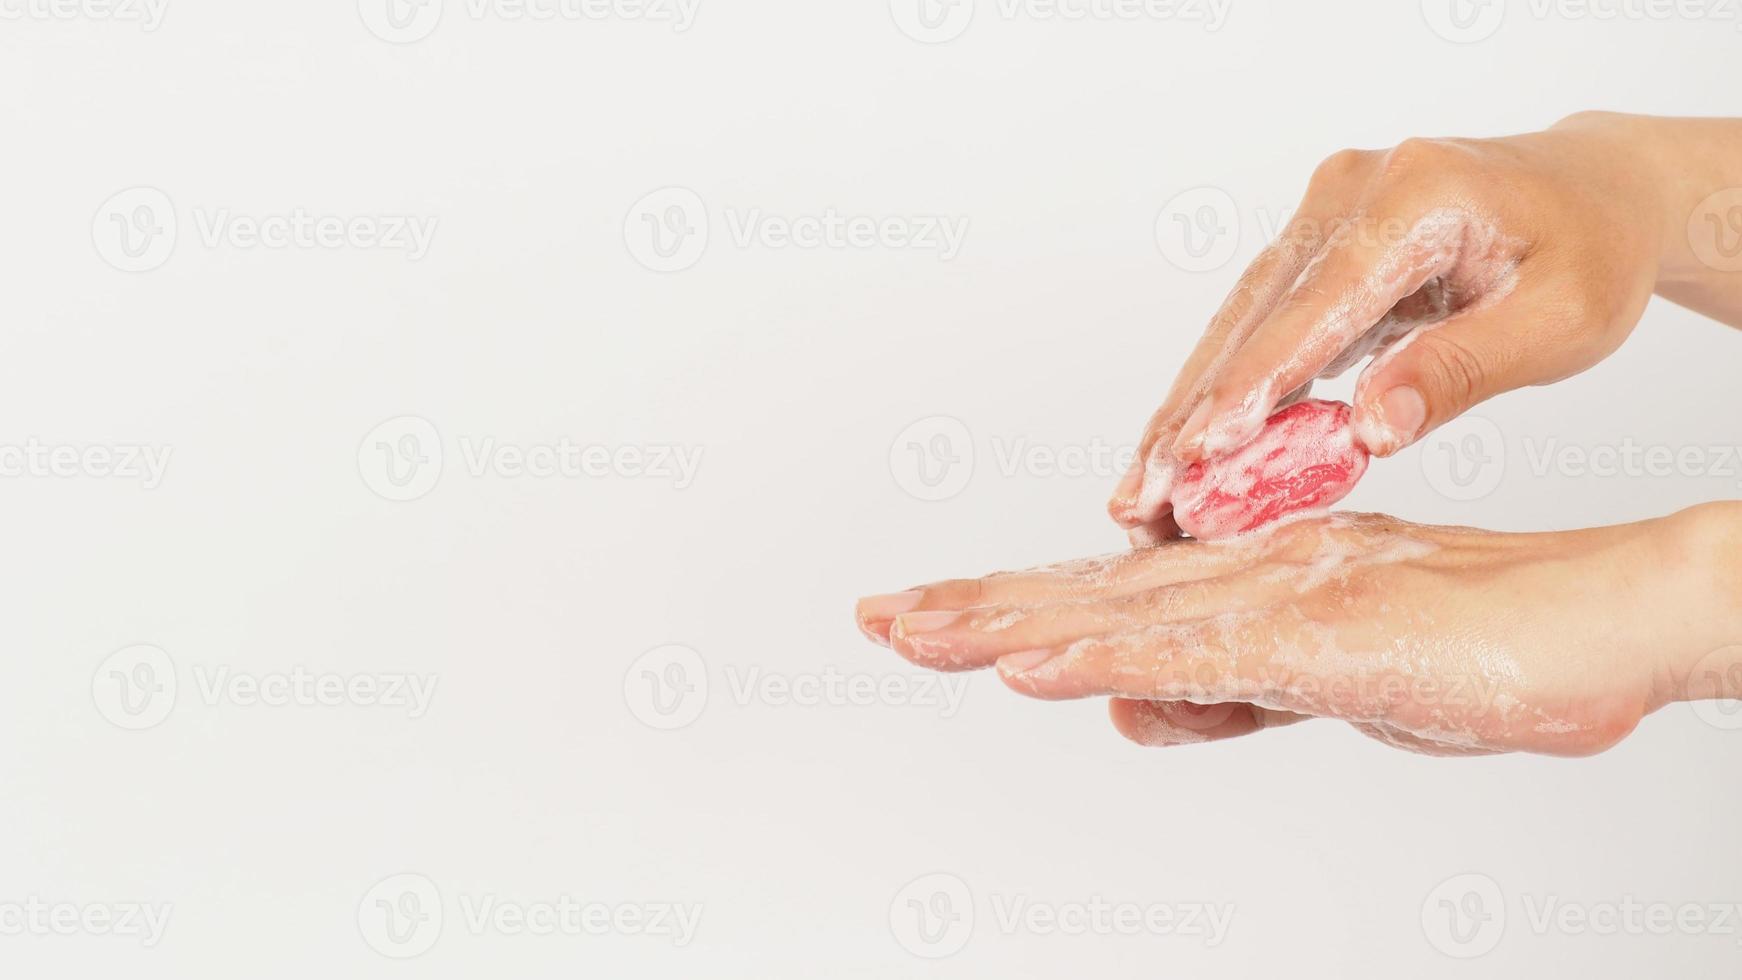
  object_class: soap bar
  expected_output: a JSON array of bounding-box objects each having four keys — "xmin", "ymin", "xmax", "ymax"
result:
[{"xmin": 1170, "ymin": 399, "xmax": 1369, "ymax": 540}]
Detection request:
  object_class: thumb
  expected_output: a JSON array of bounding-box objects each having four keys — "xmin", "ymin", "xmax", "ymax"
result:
[{"xmin": 1352, "ymin": 292, "xmax": 1561, "ymax": 457}]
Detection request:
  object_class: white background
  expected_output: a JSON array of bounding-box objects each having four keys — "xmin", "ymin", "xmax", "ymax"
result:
[{"xmin": 3, "ymin": 0, "xmax": 1741, "ymax": 976}]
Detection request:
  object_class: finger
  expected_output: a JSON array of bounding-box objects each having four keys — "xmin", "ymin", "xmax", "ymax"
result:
[
  {"xmin": 995, "ymin": 615, "xmax": 1286, "ymax": 705},
  {"xmin": 1171, "ymin": 204, "xmax": 1490, "ymax": 463},
  {"xmin": 855, "ymin": 590, "xmax": 926, "ymax": 646},
  {"xmin": 855, "ymin": 536, "xmax": 1285, "ymax": 644},
  {"xmin": 1108, "ymin": 238, "xmax": 1314, "ymax": 527},
  {"xmin": 1109, "ymin": 171, "xmax": 1369, "ymax": 529},
  {"xmin": 1353, "ymin": 721, "xmax": 1503, "ymax": 757},
  {"xmin": 1109, "ymin": 697, "xmax": 1312, "ymax": 747},
  {"xmin": 1349, "ymin": 275, "xmax": 1596, "ymax": 456},
  {"xmin": 1126, "ymin": 511, "xmax": 1182, "ymax": 549},
  {"xmin": 993, "ymin": 611, "xmax": 1388, "ymax": 722},
  {"xmin": 1123, "ymin": 381, "xmax": 1314, "ymax": 546},
  {"xmin": 888, "ymin": 570, "xmax": 1298, "ymax": 671}
]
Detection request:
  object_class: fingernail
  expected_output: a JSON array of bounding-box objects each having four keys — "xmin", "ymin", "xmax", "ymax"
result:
[
  {"xmin": 1377, "ymin": 385, "xmax": 1427, "ymax": 448},
  {"xmin": 858, "ymin": 590, "xmax": 923, "ymax": 622},
  {"xmin": 893, "ymin": 610, "xmax": 962, "ymax": 635},
  {"xmin": 1111, "ymin": 457, "xmax": 1145, "ymax": 511},
  {"xmin": 998, "ymin": 648, "xmax": 1060, "ymax": 675},
  {"xmin": 1171, "ymin": 399, "xmax": 1213, "ymax": 459},
  {"xmin": 859, "ymin": 591, "xmax": 922, "ymax": 647}
]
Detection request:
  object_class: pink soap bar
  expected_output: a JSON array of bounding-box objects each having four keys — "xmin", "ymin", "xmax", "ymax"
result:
[{"xmin": 1170, "ymin": 399, "xmax": 1369, "ymax": 540}]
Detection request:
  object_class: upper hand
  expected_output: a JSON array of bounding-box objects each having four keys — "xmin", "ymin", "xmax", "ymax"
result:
[{"xmin": 1109, "ymin": 113, "xmax": 1673, "ymax": 538}]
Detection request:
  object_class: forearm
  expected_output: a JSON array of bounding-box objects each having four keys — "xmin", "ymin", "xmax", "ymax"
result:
[{"xmin": 1557, "ymin": 112, "xmax": 1742, "ymax": 326}]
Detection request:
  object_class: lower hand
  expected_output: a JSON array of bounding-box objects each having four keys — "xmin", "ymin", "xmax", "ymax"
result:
[{"xmin": 856, "ymin": 504, "xmax": 1742, "ymax": 756}]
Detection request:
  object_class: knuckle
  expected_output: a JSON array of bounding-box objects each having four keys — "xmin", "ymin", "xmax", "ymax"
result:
[
  {"xmin": 1199, "ymin": 378, "xmax": 1235, "ymax": 411},
  {"xmin": 1582, "ymin": 707, "xmax": 1644, "ymax": 754},
  {"xmin": 1130, "ymin": 582, "xmax": 1200, "ymax": 621},
  {"xmin": 1292, "ymin": 579, "xmax": 1361, "ymax": 623},
  {"xmin": 1374, "ymin": 138, "xmax": 1469, "ymax": 204},
  {"xmin": 1266, "ymin": 518, "xmax": 1332, "ymax": 563},
  {"xmin": 1412, "ymin": 333, "xmax": 1488, "ymax": 409},
  {"xmin": 932, "ymin": 577, "xmax": 986, "ymax": 607},
  {"xmin": 1272, "ymin": 214, "xmax": 1331, "ymax": 258},
  {"xmin": 1384, "ymin": 136, "xmax": 1449, "ymax": 171},
  {"xmin": 1309, "ymin": 147, "xmax": 1370, "ymax": 189},
  {"xmin": 1561, "ymin": 283, "xmax": 1632, "ymax": 361},
  {"xmin": 1203, "ymin": 375, "xmax": 1259, "ymax": 415}
]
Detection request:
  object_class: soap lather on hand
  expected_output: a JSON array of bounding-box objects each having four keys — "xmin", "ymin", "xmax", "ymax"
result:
[{"xmin": 1167, "ymin": 399, "xmax": 1370, "ymax": 540}]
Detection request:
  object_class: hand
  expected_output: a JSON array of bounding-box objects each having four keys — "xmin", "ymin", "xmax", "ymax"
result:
[
  {"xmin": 1109, "ymin": 112, "xmax": 1708, "ymax": 541},
  {"xmin": 855, "ymin": 505, "xmax": 1742, "ymax": 757}
]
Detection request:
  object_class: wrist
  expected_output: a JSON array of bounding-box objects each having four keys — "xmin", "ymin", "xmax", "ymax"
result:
[
  {"xmin": 1549, "ymin": 111, "xmax": 1679, "ymax": 280},
  {"xmin": 1652, "ymin": 501, "xmax": 1742, "ymax": 703}
]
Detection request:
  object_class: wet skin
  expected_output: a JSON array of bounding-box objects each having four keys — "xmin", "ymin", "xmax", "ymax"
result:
[{"xmin": 858, "ymin": 505, "xmax": 1742, "ymax": 757}]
